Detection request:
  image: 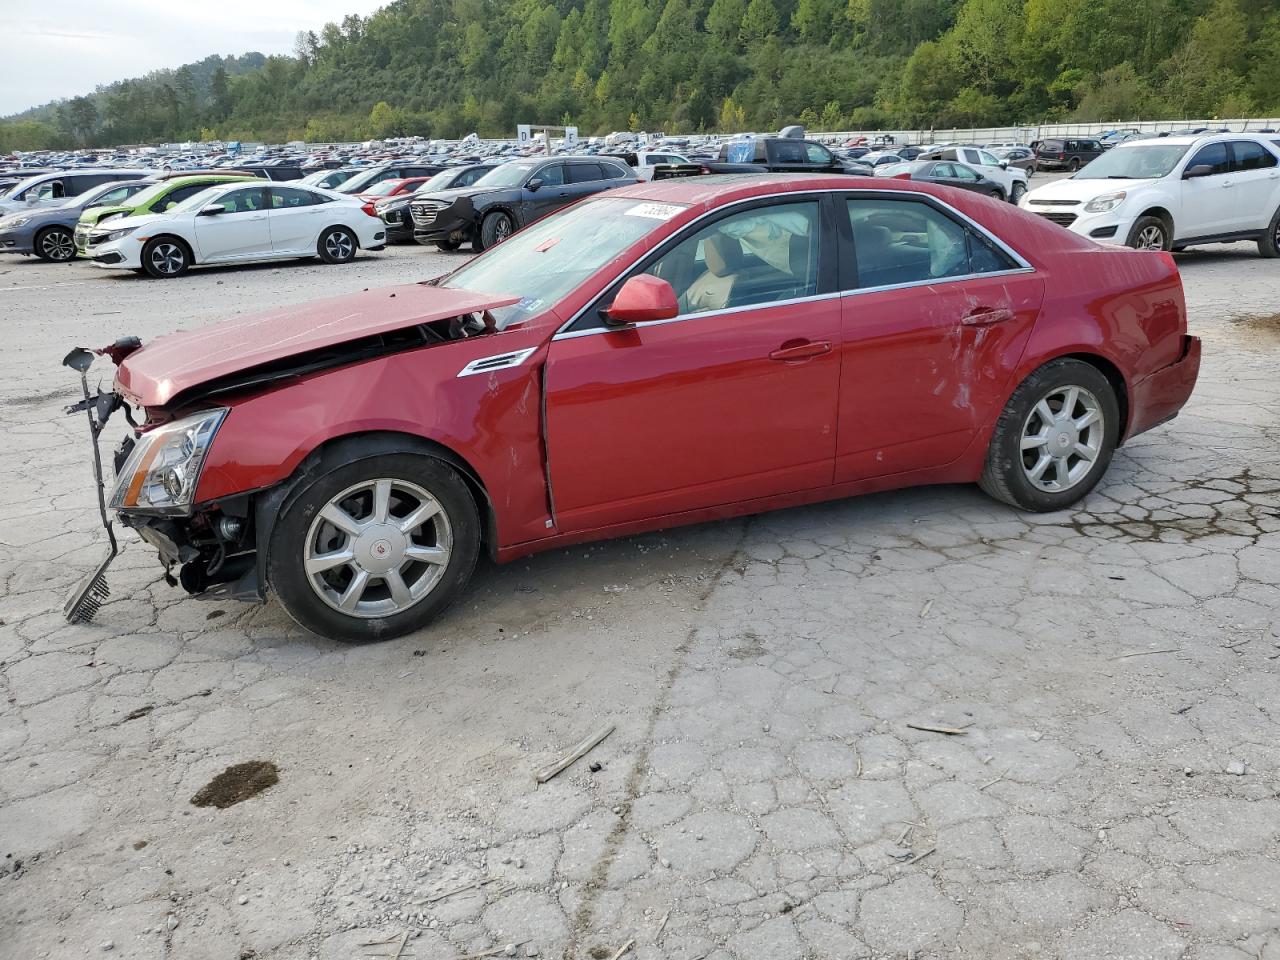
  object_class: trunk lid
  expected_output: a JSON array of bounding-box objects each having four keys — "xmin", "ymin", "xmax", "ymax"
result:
[{"xmin": 116, "ymin": 284, "xmax": 519, "ymax": 407}]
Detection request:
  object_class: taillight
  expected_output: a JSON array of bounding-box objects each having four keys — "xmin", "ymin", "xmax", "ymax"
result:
[
  {"xmin": 361, "ymin": 202, "xmax": 377, "ymax": 218},
  {"xmin": 1058, "ymin": 153, "xmax": 1066, "ymax": 159},
  {"xmin": 892, "ymin": 173, "xmax": 912, "ymax": 180}
]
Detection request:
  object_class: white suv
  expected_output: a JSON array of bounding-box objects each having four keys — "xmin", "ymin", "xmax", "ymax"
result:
[
  {"xmin": 930, "ymin": 145, "xmax": 1030, "ymax": 202},
  {"xmin": 1019, "ymin": 134, "xmax": 1280, "ymax": 256}
]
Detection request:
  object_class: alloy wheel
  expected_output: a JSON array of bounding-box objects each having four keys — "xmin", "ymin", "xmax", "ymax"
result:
[
  {"xmin": 1019, "ymin": 385, "xmax": 1105, "ymax": 493},
  {"xmin": 303, "ymin": 478, "xmax": 453, "ymax": 618},
  {"xmin": 41, "ymin": 230, "xmax": 75, "ymax": 261},
  {"xmin": 1135, "ymin": 225, "xmax": 1165, "ymax": 250},
  {"xmin": 325, "ymin": 231, "xmax": 354, "ymax": 260},
  {"xmin": 494, "ymin": 217, "xmax": 512, "ymax": 242},
  {"xmin": 150, "ymin": 242, "xmax": 185, "ymax": 275}
]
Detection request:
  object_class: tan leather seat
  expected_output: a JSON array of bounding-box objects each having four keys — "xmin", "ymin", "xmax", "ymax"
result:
[{"xmin": 684, "ymin": 234, "xmax": 745, "ymax": 312}]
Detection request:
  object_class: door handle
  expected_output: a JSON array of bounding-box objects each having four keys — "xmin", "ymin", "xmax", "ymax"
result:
[
  {"xmin": 769, "ymin": 339, "xmax": 831, "ymax": 362},
  {"xmin": 962, "ymin": 307, "xmax": 1015, "ymax": 327}
]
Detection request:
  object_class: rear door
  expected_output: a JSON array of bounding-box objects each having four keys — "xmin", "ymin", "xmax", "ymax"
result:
[
  {"xmin": 1227, "ymin": 141, "xmax": 1280, "ymax": 232},
  {"xmin": 835, "ymin": 193, "xmax": 1044, "ymax": 481},
  {"xmin": 267, "ymin": 186, "xmax": 327, "ymax": 253},
  {"xmin": 193, "ymin": 186, "xmax": 270, "ymax": 261},
  {"xmin": 544, "ymin": 196, "xmax": 840, "ymax": 532}
]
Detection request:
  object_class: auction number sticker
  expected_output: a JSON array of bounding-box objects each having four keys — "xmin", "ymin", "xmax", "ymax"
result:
[{"xmin": 625, "ymin": 202, "xmax": 685, "ymax": 220}]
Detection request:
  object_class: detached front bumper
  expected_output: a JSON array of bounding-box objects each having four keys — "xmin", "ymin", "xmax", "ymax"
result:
[{"xmin": 1127, "ymin": 335, "xmax": 1202, "ymax": 440}]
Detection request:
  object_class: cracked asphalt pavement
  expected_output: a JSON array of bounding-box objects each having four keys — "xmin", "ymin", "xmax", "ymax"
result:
[{"xmin": 1, "ymin": 239, "xmax": 1278, "ymax": 960}]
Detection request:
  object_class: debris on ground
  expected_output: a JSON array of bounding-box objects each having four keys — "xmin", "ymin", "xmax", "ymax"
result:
[
  {"xmin": 535, "ymin": 724, "xmax": 615, "ymax": 783},
  {"xmin": 190, "ymin": 761, "xmax": 279, "ymax": 809},
  {"xmin": 905, "ymin": 722, "xmax": 969, "ymax": 736}
]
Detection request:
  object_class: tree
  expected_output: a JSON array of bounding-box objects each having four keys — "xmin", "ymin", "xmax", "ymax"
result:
[{"xmin": 740, "ymin": 0, "xmax": 781, "ymax": 43}]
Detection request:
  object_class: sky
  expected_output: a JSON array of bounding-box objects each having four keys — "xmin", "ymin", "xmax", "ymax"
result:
[{"xmin": 0, "ymin": 0, "xmax": 391, "ymax": 116}]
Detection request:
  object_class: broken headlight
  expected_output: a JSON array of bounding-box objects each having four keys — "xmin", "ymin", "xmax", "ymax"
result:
[{"xmin": 109, "ymin": 408, "xmax": 228, "ymax": 515}]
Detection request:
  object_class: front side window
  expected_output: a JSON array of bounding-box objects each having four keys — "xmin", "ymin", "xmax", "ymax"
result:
[
  {"xmin": 951, "ymin": 164, "xmax": 981, "ymax": 181},
  {"xmin": 271, "ymin": 187, "xmax": 319, "ymax": 208},
  {"xmin": 535, "ymin": 164, "xmax": 566, "ymax": 187},
  {"xmin": 1187, "ymin": 142, "xmax": 1230, "ymax": 176},
  {"xmin": 847, "ymin": 198, "xmax": 1015, "ymax": 289},
  {"xmin": 1231, "ymin": 141, "xmax": 1278, "ymax": 171},
  {"xmin": 772, "ymin": 141, "xmax": 807, "ymax": 164},
  {"xmin": 641, "ymin": 201, "xmax": 820, "ymax": 316},
  {"xmin": 805, "ymin": 143, "xmax": 834, "ymax": 164},
  {"xmin": 216, "ymin": 187, "xmax": 268, "ymax": 212}
]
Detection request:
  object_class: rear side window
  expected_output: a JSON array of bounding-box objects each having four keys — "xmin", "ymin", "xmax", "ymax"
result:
[
  {"xmin": 846, "ymin": 198, "xmax": 1016, "ymax": 289},
  {"xmin": 772, "ymin": 141, "xmax": 807, "ymax": 164},
  {"xmin": 1187, "ymin": 142, "xmax": 1230, "ymax": 175},
  {"xmin": 600, "ymin": 160, "xmax": 631, "ymax": 179},
  {"xmin": 270, "ymin": 187, "xmax": 320, "ymax": 207},
  {"xmin": 568, "ymin": 163, "xmax": 603, "ymax": 183},
  {"xmin": 1231, "ymin": 141, "xmax": 1278, "ymax": 171}
]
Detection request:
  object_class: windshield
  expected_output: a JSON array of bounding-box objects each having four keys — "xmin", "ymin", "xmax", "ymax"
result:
[
  {"xmin": 439, "ymin": 196, "xmax": 688, "ymax": 328},
  {"xmin": 336, "ymin": 169, "xmax": 382, "ymax": 193},
  {"xmin": 1075, "ymin": 144, "xmax": 1189, "ymax": 179},
  {"xmin": 1, "ymin": 174, "xmax": 49, "ymax": 201},
  {"xmin": 471, "ymin": 162, "xmax": 537, "ymax": 188},
  {"xmin": 362, "ymin": 179, "xmax": 405, "ymax": 197},
  {"xmin": 414, "ymin": 169, "xmax": 464, "ymax": 193},
  {"xmin": 108, "ymin": 180, "xmax": 179, "ymax": 210}
]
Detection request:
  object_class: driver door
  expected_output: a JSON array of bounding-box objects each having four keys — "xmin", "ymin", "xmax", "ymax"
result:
[
  {"xmin": 193, "ymin": 186, "xmax": 270, "ymax": 262},
  {"xmin": 543, "ymin": 197, "xmax": 840, "ymax": 533}
]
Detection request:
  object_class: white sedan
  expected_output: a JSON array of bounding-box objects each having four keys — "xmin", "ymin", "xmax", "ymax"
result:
[{"xmin": 82, "ymin": 182, "xmax": 386, "ymax": 278}]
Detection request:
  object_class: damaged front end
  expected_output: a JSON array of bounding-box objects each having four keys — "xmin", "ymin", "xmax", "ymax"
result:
[{"xmin": 61, "ymin": 337, "xmax": 259, "ymax": 621}]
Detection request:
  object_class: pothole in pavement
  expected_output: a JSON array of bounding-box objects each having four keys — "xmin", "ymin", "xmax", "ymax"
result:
[{"xmin": 190, "ymin": 761, "xmax": 279, "ymax": 809}]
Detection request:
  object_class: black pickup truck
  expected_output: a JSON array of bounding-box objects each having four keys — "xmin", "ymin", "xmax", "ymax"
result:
[{"xmin": 700, "ymin": 136, "xmax": 870, "ymax": 175}]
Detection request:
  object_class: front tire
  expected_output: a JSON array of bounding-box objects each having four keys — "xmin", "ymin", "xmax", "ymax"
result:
[
  {"xmin": 318, "ymin": 226, "xmax": 357, "ymax": 264},
  {"xmin": 435, "ymin": 237, "xmax": 462, "ymax": 252},
  {"xmin": 1126, "ymin": 215, "xmax": 1172, "ymax": 251},
  {"xmin": 34, "ymin": 226, "xmax": 76, "ymax": 262},
  {"xmin": 979, "ymin": 358, "xmax": 1119, "ymax": 512},
  {"xmin": 1009, "ymin": 181, "xmax": 1026, "ymax": 204},
  {"xmin": 1258, "ymin": 207, "xmax": 1280, "ymax": 258},
  {"xmin": 141, "ymin": 237, "xmax": 190, "ymax": 278},
  {"xmin": 478, "ymin": 211, "xmax": 513, "ymax": 251},
  {"xmin": 268, "ymin": 453, "xmax": 480, "ymax": 643}
]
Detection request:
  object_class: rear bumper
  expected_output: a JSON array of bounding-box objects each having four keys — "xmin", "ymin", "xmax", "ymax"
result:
[{"xmin": 1127, "ymin": 335, "xmax": 1202, "ymax": 440}]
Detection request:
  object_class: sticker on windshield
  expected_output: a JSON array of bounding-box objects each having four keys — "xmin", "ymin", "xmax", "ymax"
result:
[{"xmin": 625, "ymin": 202, "xmax": 685, "ymax": 220}]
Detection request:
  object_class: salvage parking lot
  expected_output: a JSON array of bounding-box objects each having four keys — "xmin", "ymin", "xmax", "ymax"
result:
[{"xmin": 2, "ymin": 232, "xmax": 1279, "ymax": 959}]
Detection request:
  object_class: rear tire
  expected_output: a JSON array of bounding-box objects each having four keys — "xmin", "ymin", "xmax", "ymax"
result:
[
  {"xmin": 979, "ymin": 358, "xmax": 1119, "ymax": 512},
  {"xmin": 318, "ymin": 226, "xmax": 357, "ymax": 264},
  {"xmin": 1258, "ymin": 207, "xmax": 1280, "ymax": 258},
  {"xmin": 268, "ymin": 453, "xmax": 480, "ymax": 643},
  {"xmin": 34, "ymin": 226, "xmax": 75, "ymax": 262},
  {"xmin": 141, "ymin": 237, "xmax": 190, "ymax": 278},
  {"xmin": 1068, "ymin": 158, "xmax": 1081, "ymax": 172},
  {"xmin": 1126, "ymin": 215, "xmax": 1172, "ymax": 251},
  {"xmin": 478, "ymin": 211, "xmax": 513, "ymax": 251}
]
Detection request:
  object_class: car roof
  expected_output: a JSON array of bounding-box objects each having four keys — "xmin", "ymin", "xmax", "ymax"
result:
[{"xmin": 604, "ymin": 173, "xmax": 926, "ymax": 206}]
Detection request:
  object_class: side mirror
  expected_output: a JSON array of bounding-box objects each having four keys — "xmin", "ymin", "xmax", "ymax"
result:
[
  {"xmin": 526, "ymin": 178, "xmax": 544, "ymax": 191},
  {"xmin": 1183, "ymin": 164, "xmax": 1213, "ymax": 179},
  {"xmin": 199, "ymin": 203, "xmax": 230, "ymax": 216},
  {"xmin": 999, "ymin": 160, "xmax": 1009, "ymax": 169},
  {"xmin": 603, "ymin": 275, "xmax": 679, "ymax": 326}
]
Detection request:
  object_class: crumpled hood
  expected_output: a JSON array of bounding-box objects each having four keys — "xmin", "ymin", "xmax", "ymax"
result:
[
  {"xmin": 116, "ymin": 284, "xmax": 519, "ymax": 407},
  {"xmin": 412, "ymin": 185, "xmax": 516, "ymax": 205},
  {"xmin": 88, "ymin": 211, "xmax": 167, "ymax": 234}
]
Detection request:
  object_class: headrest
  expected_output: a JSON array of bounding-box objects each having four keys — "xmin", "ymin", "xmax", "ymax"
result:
[{"xmin": 703, "ymin": 234, "xmax": 742, "ymax": 277}]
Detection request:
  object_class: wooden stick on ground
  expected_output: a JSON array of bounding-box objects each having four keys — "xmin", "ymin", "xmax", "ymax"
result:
[
  {"xmin": 456, "ymin": 939, "xmax": 532, "ymax": 960},
  {"xmin": 906, "ymin": 722, "xmax": 969, "ymax": 736},
  {"xmin": 535, "ymin": 725, "xmax": 616, "ymax": 784},
  {"xmin": 609, "ymin": 939, "xmax": 635, "ymax": 960}
]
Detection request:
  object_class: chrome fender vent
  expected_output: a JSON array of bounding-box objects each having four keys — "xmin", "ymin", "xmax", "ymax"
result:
[{"xmin": 457, "ymin": 347, "xmax": 537, "ymax": 378}]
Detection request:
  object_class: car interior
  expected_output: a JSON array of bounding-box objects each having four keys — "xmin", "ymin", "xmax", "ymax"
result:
[
  {"xmin": 848, "ymin": 201, "xmax": 1010, "ymax": 288},
  {"xmin": 648, "ymin": 207, "xmax": 820, "ymax": 314}
]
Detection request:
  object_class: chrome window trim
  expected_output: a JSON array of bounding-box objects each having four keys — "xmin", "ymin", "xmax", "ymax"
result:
[{"xmin": 550, "ymin": 187, "xmax": 1034, "ymax": 341}]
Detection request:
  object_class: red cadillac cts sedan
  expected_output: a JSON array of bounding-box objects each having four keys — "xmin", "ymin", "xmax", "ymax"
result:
[{"xmin": 66, "ymin": 174, "xmax": 1201, "ymax": 642}]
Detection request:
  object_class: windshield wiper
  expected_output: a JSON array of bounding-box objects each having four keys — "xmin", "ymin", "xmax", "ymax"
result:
[{"xmin": 1106, "ymin": 175, "xmax": 1134, "ymax": 179}]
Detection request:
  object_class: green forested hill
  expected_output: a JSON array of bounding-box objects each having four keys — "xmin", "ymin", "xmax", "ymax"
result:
[{"xmin": 4, "ymin": 0, "xmax": 1278, "ymax": 150}]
